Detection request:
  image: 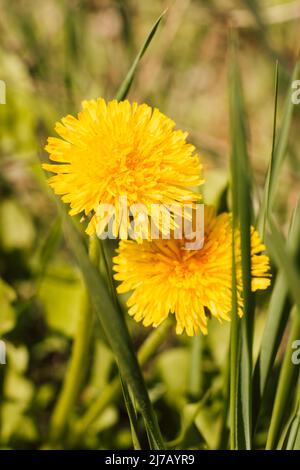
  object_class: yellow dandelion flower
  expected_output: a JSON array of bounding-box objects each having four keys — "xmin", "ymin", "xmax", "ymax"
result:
[
  {"xmin": 113, "ymin": 206, "xmax": 271, "ymax": 336},
  {"xmin": 43, "ymin": 99, "xmax": 202, "ymax": 237}
]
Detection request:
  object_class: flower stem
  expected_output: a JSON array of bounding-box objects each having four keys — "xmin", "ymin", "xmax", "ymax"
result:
[{"xmin": 49, "ymin": 236, "xmax": 99, "ymax": 445}]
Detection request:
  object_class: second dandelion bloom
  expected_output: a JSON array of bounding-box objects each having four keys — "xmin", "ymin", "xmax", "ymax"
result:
[
  {"xmin": 43, "ymin": 98, "xmax": 203, "ymax": 237},
  {"xmin": 113, "ymin": 206, "xmax": 271, "ymax": 336}
]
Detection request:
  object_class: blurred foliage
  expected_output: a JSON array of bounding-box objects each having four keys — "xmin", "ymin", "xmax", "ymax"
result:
[{"xmin": 0, "ymin": 0, "xmax": 299, "ymax": 449}]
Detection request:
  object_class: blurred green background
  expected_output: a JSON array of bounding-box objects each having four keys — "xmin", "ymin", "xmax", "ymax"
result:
[{"xmin": 0, "ymin": 0, "xmax": 299, "ymax": 449}]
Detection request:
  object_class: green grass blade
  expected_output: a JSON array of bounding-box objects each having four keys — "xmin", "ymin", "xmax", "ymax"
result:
[
  {"xmin": 70, "ymin": 319, "xmax": 171, "ymax": 446},
  {"xmin": 229, "ymin": 33, "xmax": 254, "ymax": 449},
  {"xmin": 258, "ymin": 61, "xmax": 278, "ymax": 239},
  {"xmin": 120, "ymin": 378, "xmax": 142, "ymax": 450},
  {"xmin": 257, "ymin": 58, "xmax": 300, "ymax": 234},
  {"xmin": 188, "ymin": 335, "xmax": 203, "ymax": 399},
  {"xmin": 229, "ymin": 236, "xmax": 240, "ymax": 450},
  {"xmin": 266, "ymin": 312, "xmax": 300, "ymax": 449},
  {"xmin": 253, "ymin": 199, "xmax": 300, "ymax": 427},
  {"xmin": 62, "ymin": 214, "xmax": 164, "ymax": 449},
  {"xmin": 115, "ymin": 10, "xmax": 166, "ymax": 101},
  {"xmin": 266, "ymin": 219, "xmax": 300, "ymax": 313}
]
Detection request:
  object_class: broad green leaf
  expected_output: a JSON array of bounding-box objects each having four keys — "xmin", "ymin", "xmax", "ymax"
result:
[
  {"xmin": 257, "ymin": 61, "xmax": 278, "ymax": 239},
  {"xmin": 0, "ymin": 403, "xmax": 37, "ymax": 445},
  {"xmin": 38, "ymin": 264, "xmax": 86, "ymax": 338},
  {"xmin": 0, "ymin": 198, "xmax": 35, "ymax": 252},
  {"xmin": 49, "ymin": 237, "xmax": 99, "ymax": 444},
  {"xmin": 0, "ymin": 278, "xmax": 16, "ymax": 335}
]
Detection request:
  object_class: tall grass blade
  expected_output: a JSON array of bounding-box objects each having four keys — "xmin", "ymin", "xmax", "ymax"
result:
[
  {"xmin": 120, "ymin": 378, "xmax": 142, "ymax": 450},
  {"xmin": 257, "ymin": 58, "xmax": 300, "ymax": 234},
  {"xmin": 258, "ymin": 61, "xmax": 278, "ymax": 239},
  {"xmin": 229, "ymin": 32, "xmax": 254, "ymax": 449},
  {"xmin": 115, "ymin": 10, "xmax": 166, "ymax": 101}
]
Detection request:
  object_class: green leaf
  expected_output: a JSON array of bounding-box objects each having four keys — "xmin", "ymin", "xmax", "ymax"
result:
[
  {"xmin": 115, "ymin": 10, "xmax": 166, "ymax": 101},
  {"xmin": 38, "ymin": 264, "xmax": 86, "ymax": 338}
]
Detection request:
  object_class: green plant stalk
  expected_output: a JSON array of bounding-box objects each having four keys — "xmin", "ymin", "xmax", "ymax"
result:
[
  {"xmin": 49, "ymin": 236, "xmax": 99, "ymax": 444},
  {"xmin": 266, "ymin": 312, "xmax": 300, "ymax": 449},
  {"xmin": 257, "ymin": 61, "xmax": 278, "ymax": 239},
  {"xmin": 120, "ymin": 376, "xmax": 142, "ymax": 450},
  {"xmin": 217, "ymin": 347, "xmax": 230, "ymax": 449},
  {"xmin": 63, "ymin": 217, "xmax": 164, "ymax": 449},
  {"xmin": 99, "ymin": 239, "xmax": 142, "ymax": 449},
  {"xmin": 70, "ymin": 318, "xmax": 172, "ymax": 445},
  {"xmin": 188, "ymin": 335, "xmax": 203, "ymax": 398},
  {"xmin": 115, "ymin": 10, "xmax": 166, "ymax": 101}
]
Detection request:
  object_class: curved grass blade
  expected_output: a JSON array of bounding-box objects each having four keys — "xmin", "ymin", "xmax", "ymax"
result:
[
  {"xmin": 188, "ymin": 335, "xmax": 203, "ymax": 399},
  {"xmin": 115, "ymin": 10, "xmax": 167, "ymax": 101},
  {"xmin": 62, "ymin": 214, "xmax": 164, "ymax": 449}
]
